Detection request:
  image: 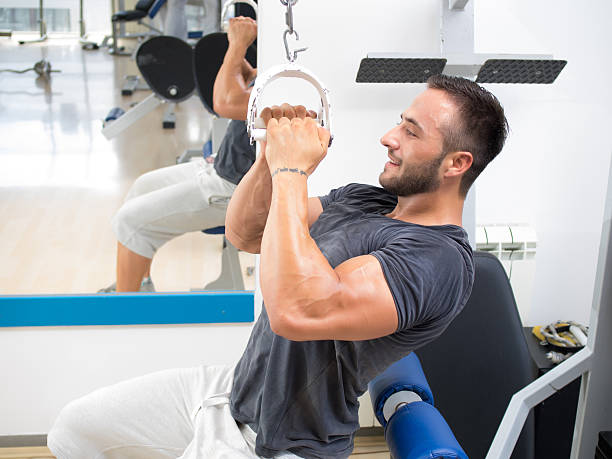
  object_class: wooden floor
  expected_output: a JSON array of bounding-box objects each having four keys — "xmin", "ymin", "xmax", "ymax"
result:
[
  {"xmin": 0, "ymin": 435, "xmax": 390, "ymax": 458},
  {"xmin": 0, "ymin": 37, "xmax": 255, "ymax": 295},
  {"xmin": 0, "ymin": 446, "xmax": 54, "ymax": 459}
]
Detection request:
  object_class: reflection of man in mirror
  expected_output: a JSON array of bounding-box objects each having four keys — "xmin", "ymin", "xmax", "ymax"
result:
[
  {"xmin": 98, "ymin": 16, "xmax": 257, "ymax": 293},
  {"xmin": 49, "ymin": 54, "xmax": 509, "ymax": 459}
]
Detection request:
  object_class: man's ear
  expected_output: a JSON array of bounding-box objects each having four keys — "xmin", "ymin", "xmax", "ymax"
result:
[{"xmin": 443, "ymin": 151, "xmax": 473, "ymax": 178}]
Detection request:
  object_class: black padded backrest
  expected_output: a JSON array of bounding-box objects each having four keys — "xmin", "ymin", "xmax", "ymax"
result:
[
  {"xmin": 193, "ymin": 32, "xmax": 257, "ymax": 115},
  {"xmin": 416, "ymin": 251, "xmax": 535, "ymax": 459},
  {"xmin": 235, "ymin": 1, "xmax": 257, "ymax": 19},
  {"xmin": 135, "ymin": 0, "xmax": 156, "ymax": 13},
  {"xmin": 136, "ymin": 36, "xmax": 195, "ymax": 102}
]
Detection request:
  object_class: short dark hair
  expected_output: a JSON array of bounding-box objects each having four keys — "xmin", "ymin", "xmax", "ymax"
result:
[{"xmin": 427, "ymin": 74, "xmax": 509, "ymax": 196}]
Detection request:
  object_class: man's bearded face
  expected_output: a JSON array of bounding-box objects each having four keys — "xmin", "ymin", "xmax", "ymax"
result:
[{"xmin": 379, "ymin": 151, "xmax": 445, "ymax": 197}]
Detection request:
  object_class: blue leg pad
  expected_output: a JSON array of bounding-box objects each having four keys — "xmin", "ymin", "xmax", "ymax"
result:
[
  {"xmin": 368, "ymin": 353, "xmax": 434, "ymax": 427},
  {"xmin": 386, "ymin": 401, "xmax": 468, "ymax": 459}
]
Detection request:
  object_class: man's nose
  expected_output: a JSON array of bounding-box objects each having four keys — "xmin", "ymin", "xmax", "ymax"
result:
[{"xmin": 380, "ymin": 126, "xmax": 399, "ymax": 150}]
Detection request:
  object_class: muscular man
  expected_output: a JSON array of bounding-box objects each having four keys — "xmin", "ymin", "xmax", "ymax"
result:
[
  {"xmin": 50, "ymin": 75, "xmax": 508, "ymax": 458},
  {"xmin": 99, "ymin": 16, "xmax": 257, "ymax": 293}
]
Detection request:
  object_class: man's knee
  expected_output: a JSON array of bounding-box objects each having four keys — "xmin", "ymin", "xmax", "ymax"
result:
[
  {"xmin": 113, "ymin": 200, "xmax": 138, "ymax": 230},
  {"xmin": 111, "ymin": 194, "xmax": 154, "ymax": 247},
  {"xmin": 126, "ymin": 170, "xmax": 163, "ymax": 200},
  {"xmin": 47, "ymin": 397, "xmax": 98, "ymax": 458},
  {"xmin": 111, "ymin": 201, "xmax": 159, "ymax": 258}
]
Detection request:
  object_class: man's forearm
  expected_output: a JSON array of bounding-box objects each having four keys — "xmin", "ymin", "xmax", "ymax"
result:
[
  {"xmin": 225, "ymin": 154, "xmax": 272, "ymax": 253},
  {"xmin": 213, "ymin": 43, "xmax": 252, "ymax": 119},
  {"xmin": 260, "ymin": 174, "xmax": 339, "ymax": 333}
]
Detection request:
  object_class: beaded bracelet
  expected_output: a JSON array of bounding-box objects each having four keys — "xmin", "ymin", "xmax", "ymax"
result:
[{"xmin": 271, "ymin": 167, "xmax": 308, "ymax": 178}]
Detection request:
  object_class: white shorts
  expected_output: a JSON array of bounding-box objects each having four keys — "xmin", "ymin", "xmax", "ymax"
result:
[
  {"xmin": 112, "ymin": 160, "xmax": 236, "ymax": 259},
  {"xmin": 47, "ymin": 365, "xmax": 300, "ymax": 459}
]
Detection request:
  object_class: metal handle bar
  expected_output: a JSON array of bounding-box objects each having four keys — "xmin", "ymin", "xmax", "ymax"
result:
[
  {"xmin": 221, "ymin": 0, "xmax": 258, "ymax": 32},
  {"xmin": 247, "ymin": 63, "xmax": 333, "ymax": 146}
]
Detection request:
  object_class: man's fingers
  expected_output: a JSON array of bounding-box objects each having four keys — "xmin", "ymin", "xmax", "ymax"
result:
[
  {"xmin": 271, "ymin": 105, "xmax": 283, "ymax": 120},
  {"xmin": 266, "ymin": 116, "xmax": 289, "ymax": 133},
  {"xmin": 294, "ymin": 105, "xmax": 307, "ymax": 119},
  {"xmin": 261, "ymin": 107, "xmax": 272, "ymax": 125},
  {"xmin": 265, "ymin": 117, "xmax": 279, "ymax": 134},
  {"xmin": 260, "ymin": 105, "xmax": 319, "ymax": 126},
  {"xmin": 261, "ymin": 106, "xmax": 281, "ymax": 124},
  {"xmin": 229, "ymin": 16, "xmax": 255, "ymax": 25},
  {"xmin": 280, "ymin": 103, "xmax": 296, "ymax": 119},
  {"xmin": 318, "ymin": 126, "xmax": 332, "ymax": 150}
]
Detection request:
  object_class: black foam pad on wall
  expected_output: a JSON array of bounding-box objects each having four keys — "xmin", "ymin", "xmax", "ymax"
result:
[
  {"xmin": 356, "ymin": 58, "xmax": 447, "ymax": 83},
  {"xmin": 193, "ymin": 32, "xmax": 257, "ymax": 116},
  {"xmin": 136, "ymin": 36, "xmax": 195, "ymax": 102},
  {"xmin": 476, "ymin": 59, "xmax": 567, "ymax": 84}
]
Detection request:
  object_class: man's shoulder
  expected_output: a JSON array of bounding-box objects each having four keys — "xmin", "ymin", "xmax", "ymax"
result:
[
  {"xmin": 340, "ymin": 182, "xmax": 390, "ymax": 195},
  {"xmin": 322, "ymin": 183, "xmax": 397, "ymax": 208},
  {"xmin": 376, "ymin": 222, "xmax": 473, "ymax": 277},
  {"xmin": 380, "ymin": 222, "xmax": 470, "ymax": 253}
]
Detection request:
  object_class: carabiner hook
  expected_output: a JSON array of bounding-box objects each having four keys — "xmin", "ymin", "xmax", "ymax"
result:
[
  {"xmin": 283, "ymin": 29, "xmax": 308, "ymax": 63},
  {"xmin": 285, "ymin": 0, "xmax": 294, "ymax": 33}
]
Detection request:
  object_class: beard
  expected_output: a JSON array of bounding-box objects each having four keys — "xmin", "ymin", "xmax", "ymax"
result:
[{"xmin": 379, "ymin": 152, "xmax": 446, "ymax": 197}]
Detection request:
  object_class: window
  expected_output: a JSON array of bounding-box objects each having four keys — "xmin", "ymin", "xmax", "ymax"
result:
[{"xmin": 0, "ymin": 7, "xmax": 71, "ymax": 33}]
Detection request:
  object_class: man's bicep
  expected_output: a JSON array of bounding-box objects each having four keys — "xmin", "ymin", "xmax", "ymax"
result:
[
  {"xmin": 325, "ymin": 255, "xmax": 399, "ymax": 341},
  {"xmin": 308, "ymin": 197, "xmax": 323, "ymax": 227},
  {"xmin": 213, "ymin": 86, "xmax": 252, "ymax": 120}
]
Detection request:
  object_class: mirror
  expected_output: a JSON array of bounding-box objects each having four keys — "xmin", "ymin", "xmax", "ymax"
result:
[{"xmin": 0, "ymin": 1, "xmax": 256, "ymax": 326}]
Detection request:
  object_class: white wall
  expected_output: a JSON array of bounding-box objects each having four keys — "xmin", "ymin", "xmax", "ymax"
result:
[
  {"xmin": 473, "ymin": 0, "xmax": 612, "ymax": 326},
  {"xmin": 2, "ymin": 0, "xmax": 611, "ymax": 436},
  {"xmin": 0, "ymin": 324, "xmax": 255, "ymax": 434}
]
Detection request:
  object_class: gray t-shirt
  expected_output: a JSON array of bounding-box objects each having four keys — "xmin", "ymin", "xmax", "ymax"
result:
[
  {"xmin": 230, "ymin": 183, "xmax": 474, "ymax": 458},
  {"xmin": 214, "ymin": 119, "xmax": 256, "ymax": 185}
]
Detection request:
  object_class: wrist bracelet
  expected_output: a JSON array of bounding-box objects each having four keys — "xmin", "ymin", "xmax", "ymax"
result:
[{"xmin": 271, "ymin": 167, "xmax": 308, "ymax": 178}]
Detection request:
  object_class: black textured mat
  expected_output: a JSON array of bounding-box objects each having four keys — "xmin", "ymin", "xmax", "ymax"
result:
[
  {"xmin": 476, "ymin": 59, "xmax": 566, "ymax": 84},
  {"xmin": 356, "ymin": 58, "xmax": 447, "ymax": 83}
]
